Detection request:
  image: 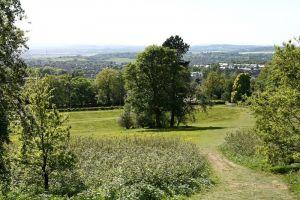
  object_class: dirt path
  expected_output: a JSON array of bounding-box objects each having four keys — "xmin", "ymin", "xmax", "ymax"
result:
[{"xmin": 192, "ymin": 151, "xmax": 295, "ymax": 200}]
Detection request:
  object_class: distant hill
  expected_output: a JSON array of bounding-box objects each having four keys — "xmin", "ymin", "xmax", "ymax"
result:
[
  {"xmin": 24, "ymin": 44, "xmax": 274, "ymax": 58},
  {"xmin": 23, "ymin": 45, "xmax": 145, "ymax": 58},
  {"xmin": 190, "ymin": 44, "xmax": 274, "ymax": 53}
]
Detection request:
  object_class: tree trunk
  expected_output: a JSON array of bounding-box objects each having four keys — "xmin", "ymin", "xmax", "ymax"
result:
[{"xmin": 42, "ymin": 156, "xmax": 49, "ymax": 191}]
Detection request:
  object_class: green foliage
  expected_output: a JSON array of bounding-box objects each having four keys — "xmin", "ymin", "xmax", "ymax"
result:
[
  {"xmin": 200, "ymin": 71, "xmax": 225, "ymax": 100},
  {"xmin": 72, "ymin": 136, "xmax": 212, "ymax": 199},
  {"xmin": 221, "ymin": 129, "xmax": 266, "ymax": 170},
  {"xmin": 124, "ymin": 45, "xmax": 178, "ymax": 128},
  {"xmin": 284, "ymin": 172, "xmax": 300, "ymax": 198},
  {"xmin": 270, "ymin": 163, "xmax": 300, "ymax": 174},
  {"xmin": 163, "ymin": 35, "xmax": 190, "ymax": 58},
  {"xmin": 43, "ymin": 74, "xmax": 97, "ymax": 108},
  {"xmin": 124, "ymin": 43, "xmax": 197, "ymax": 128},
  {"xmin": 162, "ymin": 35, "xmax": 193, "ymax": 127},
  {"xmin": 251, "ymin": 39, "xmax": 300, "ymax": 166},
  {"xmin": 0, "ymin": 0, "xmax": 27, "ymax": 193},
  {"xmin": 94, "ymin": 68, "xmax": 125, "ymax": 106},
  {"xmin": 12, "ymin": 78, "xmax": 78, "ymax": 194},
  {"xmin": 70, "ymin": 76, "xmax": 96, "ymax": 107},
  {"xmin": 222, "ymin": 129, "xmax": 260, "ymax": 157},
  {"xmin": 117, "ymin": 105, "xmax": 134, "ymax": 129},
  {"xmin": 222, "ymin": 74, "xmax": 236, "ymax": 101},
  {"xmin": 251, "ymin": 87, "xmax": 300, "ymax": 165},
  {"xmin": 231, "ymin": 73, "xmax": 251, "ymax": 103}
]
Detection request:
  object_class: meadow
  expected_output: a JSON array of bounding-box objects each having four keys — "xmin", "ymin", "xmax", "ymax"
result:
[{"xmin": 67, "ymin": 106, "xmax": 296, "ymax": 199}]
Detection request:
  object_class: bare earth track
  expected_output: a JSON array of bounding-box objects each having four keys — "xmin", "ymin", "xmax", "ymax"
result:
[{"xmin": 192, "ymin": 151, "xmax": 295, "ymax": 200}]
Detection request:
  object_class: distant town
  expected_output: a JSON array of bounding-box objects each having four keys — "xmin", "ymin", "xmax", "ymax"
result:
[{"xmin": 24, "ymin": 44, "xmax": 273, "ymax": 79}]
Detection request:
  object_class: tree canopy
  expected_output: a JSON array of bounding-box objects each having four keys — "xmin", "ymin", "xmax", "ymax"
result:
[
  {"xmin": 15, "ymin": 78, "xmax": 76, "ymax": 192},
  {"xmin": 162, "ymin": 35, "xmax": 192, "ymax": 127},
  {"xmin": 231, "ymin": 73, "xmax": 251, "ymax": 103},
  {"xmin": 251, "ymin": 39, "xmax": 300, "ymax": 165},
  {"xmin": 124, "ymin": 45, "xmax": 178, "ymax": 128},
  {"xmin": 0, "ymin": 0, "xmax": 27, "ymax": 191},
  {"xmin": 94, "ymin": 68, "xmax": 125, "ymax": 106}
]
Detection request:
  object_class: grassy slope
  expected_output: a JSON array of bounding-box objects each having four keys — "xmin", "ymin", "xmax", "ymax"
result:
[{"xmin": 68, "ymin": 106, "xmax": 295, "ymax": 199}]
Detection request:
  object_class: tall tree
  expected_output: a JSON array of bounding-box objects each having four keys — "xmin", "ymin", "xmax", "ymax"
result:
[
  {"xmin": 201, "ymin": 71, "xmax": 225, "ymax": 100},
  {"xmin": 18, "ymin": 78, "xmax": 76, "ymax": 192},
  {"xmin": 162, "ymin": 35, "xmax": 191, "ymax": 127},
  {"xmin": 0, "ymin": 0, "xmax": 27, "ymax": 191},
  {"xmin": 125, "ymin": 45, "xmax": 177, "ymax": 128},
  {"xmin": 231, "ymin": 73, "xmax": 251, "ymax": 103}
]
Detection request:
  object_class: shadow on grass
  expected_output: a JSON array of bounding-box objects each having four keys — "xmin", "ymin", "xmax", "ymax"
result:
[{"xmin": 137, "ymin": 126, "xmax": 225, "ymax": 133}]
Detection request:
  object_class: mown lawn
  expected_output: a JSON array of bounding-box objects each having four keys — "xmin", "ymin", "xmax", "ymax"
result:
[
  {"xmin": 67, "ymin": 106, "xmax": 296, "ymax": 199},
  {"xmin": 68, "ymin": 105, "xmax": 252, "ymax": 147}
]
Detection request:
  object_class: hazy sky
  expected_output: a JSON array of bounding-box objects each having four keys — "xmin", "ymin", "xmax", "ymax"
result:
[{"xmin": 20, "ymin": 0, "xmax": 300, "ymax": 47}]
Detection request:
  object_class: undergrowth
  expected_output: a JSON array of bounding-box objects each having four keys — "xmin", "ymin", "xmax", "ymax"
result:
[{"xmin": 71, "ymin": 136, "xmax": 213, "ymax": 199}]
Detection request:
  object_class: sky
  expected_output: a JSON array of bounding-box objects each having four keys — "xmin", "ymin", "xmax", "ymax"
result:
[{"xmin": 20, "ymin": 0, "xmax": 300, "ymax": 47}]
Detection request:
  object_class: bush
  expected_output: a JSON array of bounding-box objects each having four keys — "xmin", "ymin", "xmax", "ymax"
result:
[
  {"xmin": 222, "ymin": 129, "xmax": 260, "ymax": 157},
  {"xmin": 117, "ymin": 106, "xmax": 134, "ymax": 129},
  {"xmin": 221, "ymin": 129, "xmax": 266, "ymax": 170},
  {"xmin": 71, "ymin": 136, "xmax": 213, "ymax": 199},
  {"xmin": 284, "ymin": 172, "xmax": 300, "ymax": 198},
  {"xmin": 270, "ymin": 163, "xmax": 300, "ymax": 174}
]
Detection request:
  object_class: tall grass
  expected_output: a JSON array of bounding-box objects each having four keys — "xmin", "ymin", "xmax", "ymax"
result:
[
  {"xmin": 221, "ymin": 129, "xmax": 300, "ymax": 198},
  {"xmin": 220, "ymin": 129, "xmax": 266, "ymax": 170},
  {"xmin": 71, "ymin": 136, "xmax": 212, "ymax": 199}
]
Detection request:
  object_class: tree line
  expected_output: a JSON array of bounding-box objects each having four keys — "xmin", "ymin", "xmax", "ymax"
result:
[
  {"xmin": 26, "ymin": 67, "xmax": 126, "ymax": 108},
  {"xmin": 26, "ymin": 37, "xmax": 252, "ymax": 128}
]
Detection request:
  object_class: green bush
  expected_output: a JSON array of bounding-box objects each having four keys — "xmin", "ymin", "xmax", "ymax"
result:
[
  {"xmin": 284, "ymin": 172, "xmax": 300, "ymax": 198},
  {"xmin": 221, "ymin": 129, "xmax": 266, "ymax": 170},
  {"xmin": 117, "ymin": 106, "xmax": 134, "ymax": 129},
  {"xmin": 222, "ymin": 129, "xmax": 260, "ymax": 157},
  {"xmin": 71, "ymin": 136, "xmax": 213, "ymax": 199},
  {"xmin": 270, "ymin": 163, "xmax": 300, "ymax": 174}
]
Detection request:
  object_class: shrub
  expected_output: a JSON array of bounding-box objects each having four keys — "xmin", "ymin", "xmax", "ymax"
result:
[
  {"xmin": 250, "ymin": 39, "xmax": 300, "ymax": 166},
  {"xmin": 221, "ymin": 129, "xmax": 266, "ymax": 170},
  {"xmin": 222, "ymin": 129, "xmax": 260, "ymax": 157},
  {"xmin": 71, "ymin": 136, "xmax": 213, "ymax": 199},
  {"xmin": 284, "ymin": 172, "xmax": 300, "ymax": 198},
  {"xmin": 117, "ymin": 106, "xmax": 134, "ymax": 129},
  {"xmin": 270, "ymin": 163, "xmax": 300, "ymax": 174},
  {"xmin": 4, "ymin": 137, "xmax": 212, "ymax": 199}
]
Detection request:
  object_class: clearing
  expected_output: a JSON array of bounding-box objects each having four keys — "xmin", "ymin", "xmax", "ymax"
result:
[{"xmin": 68, "ymin": 106, "xmax": 295, "ymax": 199}]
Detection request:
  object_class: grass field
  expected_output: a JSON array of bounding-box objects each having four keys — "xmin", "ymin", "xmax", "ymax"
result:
[{"xmin": 67, "ymin": 106, "xmax": 296, "ymax": 199}]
